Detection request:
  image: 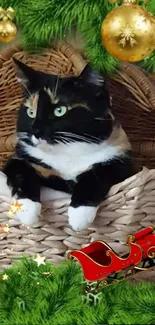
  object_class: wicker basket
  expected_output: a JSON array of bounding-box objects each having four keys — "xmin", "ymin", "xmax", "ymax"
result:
[
  {"xmin": 0, "ymin": 43, "xmax": 155, "ymax": 269},
  {"xmin": 107, "ymin": 64, "xmax": 155, "ymax": 170},
  {"xmin": 0, "ymin": 167, "xmax": 155, "ymax": 268}
]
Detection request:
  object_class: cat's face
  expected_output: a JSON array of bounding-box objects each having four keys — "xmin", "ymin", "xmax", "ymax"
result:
[{"xmin": 14, "ymin": 58, "xmax": 113, "ymax": 146}]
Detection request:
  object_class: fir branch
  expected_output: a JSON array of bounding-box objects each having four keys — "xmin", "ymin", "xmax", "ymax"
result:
[
  {"xmin": 0, "ymin": 0, "xmax": 155, "ymax": 73},
  {"xmin": 140, "ymin": 51, "xmax": 155, "ymax": 73},
  {"xmin": 0, "ymin": 257, "xmax": 155, "ymax": 324},
  {"xmin": 146, "ymin": 0, "xmax": 155, "ymax": 15}
]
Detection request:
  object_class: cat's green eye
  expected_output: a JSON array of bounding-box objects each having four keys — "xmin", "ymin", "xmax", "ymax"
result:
[
  {"xmin": 54, "ymin": 106, "xmax": 67, "ymax": 117},
  {"xmin": 27, "ymin": 108, "xmax": 36, "ymax": 119}
]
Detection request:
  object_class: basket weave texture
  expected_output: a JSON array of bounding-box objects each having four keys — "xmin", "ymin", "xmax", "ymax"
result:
[
  {"xmin": 0, "ymin": 43, "xmax": 155, "ymax": 269},
  {"xmin": 108, "ymin": 64, "xmax": 155, "ymax": 170}
]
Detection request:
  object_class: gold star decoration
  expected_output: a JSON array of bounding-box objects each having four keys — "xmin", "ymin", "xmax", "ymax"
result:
[
  {"xmin": 33, "ymin": 254, "xmax": 46, "ymax": 267},
  {"xmin": 8, "ymin": 200, "xmax": 24, "ymax": 217},
  {"xmin": 0, "ymin": 224, "xmax": 9, "ymax": 233},
  {"xmin": 41, "ymin": 271, "xmax": 52, "ymax": 279},
  {"xmin": 2, "ymin": 273, "xmax": 8, "ymax": 280}
]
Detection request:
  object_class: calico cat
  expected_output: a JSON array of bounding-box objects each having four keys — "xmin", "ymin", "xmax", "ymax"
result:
[{"xmin": 3, "ymin": 59, "xmax": 134, "ymax": 231}]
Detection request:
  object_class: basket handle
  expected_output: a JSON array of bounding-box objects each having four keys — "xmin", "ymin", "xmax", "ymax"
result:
[
  {"xmin": 0, "ymin": 41, "xmax": 22, "ymax": 67},
  {"xmin": 0, "ymin": 134, "xmax": 16, "ymax": 153},
  {"xmin": 58, "ymin": 42, "xmax": 86, "ymax": 74},
  {"xmin": 0, "ymin": 41, "xmax": 86, "ymax": 73},
  {"xmin": 118, "ymin": 63, "xmax": 155, "ymax": 110}
]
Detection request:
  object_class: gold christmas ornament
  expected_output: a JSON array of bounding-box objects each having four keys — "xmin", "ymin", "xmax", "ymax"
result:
[
  {"xmin": 0, "ymin": 7, "xmax": 17, "ymax": 43},
  {"xmin": 101, "ymin": 0, "xmax": 155, "ymax": 62}
]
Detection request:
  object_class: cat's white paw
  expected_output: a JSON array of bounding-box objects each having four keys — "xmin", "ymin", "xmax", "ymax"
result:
[
  {"xmin": 0, "ymin": 172, "xmax": 12, "ymax": 197},
  {"xmin": 11, "ymin": 198, "xmax": 41, "ymax": 225},
  {"xmin": 68, "ymin": 205, "xmax": 98, "ymax": 231}
]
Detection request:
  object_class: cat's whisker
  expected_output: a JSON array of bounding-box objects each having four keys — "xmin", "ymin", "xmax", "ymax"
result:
[
  {"xmin": 17, "ymin": 132, "xmax": 29, "ymax": 140},
  {"xmin": 55, "ymin": 132, "xmax": 86, "ymax": 142},
  {"xmin": 54, "ymin": 76, "xmax": 60, "ymax": 97},
  {"xmin": 84, "ymin": 133, "xmax": 100, "ymax": 142},
  {"xmin": 54, "ymin": 136, "xmax": 72, "ymax": 145},
  {"xmin": 55, "ymin": 132, "xmax": 98, "ymax": 144},
  {"xmin": 55, "ymin": 133, "xmax": 92, "ymax": 143},
  {"xmin": 56, "ymin": 131, "xmax": 99, "ymax": 142},
  {"xmin": 55, "ymin": 139, "xmax": 62, "ymax": 145},
  {"xmin": 94, "ymin": 117, "xmax": 111, "ymax": 121},
  {"xmin": 55, "ymin": 132, "xmax": 87, "ymax": 140},
  {"xmin": 20, "ymin": 81, "xmax": 32, "ymax": 97}
]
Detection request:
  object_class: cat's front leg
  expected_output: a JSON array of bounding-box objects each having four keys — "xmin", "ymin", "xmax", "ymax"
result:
[
  {"xmin": 68, "ymin": 166, "xmax": 110, "ymax": 231},
  {"xmin": 3, "ymin": 158, "xmax": 41, "ymax": 225},
  {"xmin": 68, "ymin": 159, "xmax": 133, "ymax": 231}
]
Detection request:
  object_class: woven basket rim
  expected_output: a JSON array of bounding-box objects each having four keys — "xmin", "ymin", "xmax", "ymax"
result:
[
  {"xmin": 1, "ymin": 41, "xmax": 155, "ymax": 111},
  {"xmin": 0, "ymin": 41, "xmax": 86, "ymax": 72}
]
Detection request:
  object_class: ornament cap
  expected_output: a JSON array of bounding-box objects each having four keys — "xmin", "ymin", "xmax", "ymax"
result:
[
  {"xmin": 0, "ymin": 6, "xmax": 15, "ymax": 21},
  {"xmin": 122, "ymin": 0, "xmax": 137, "ymax": 4}
]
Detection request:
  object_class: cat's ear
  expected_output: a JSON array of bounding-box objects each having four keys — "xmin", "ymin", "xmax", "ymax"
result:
[
  {"xmin": 80, "ymin": 64, "xmax": 104, "ymax": 86},
  {"xmin": 13, "ymin": 58, "xmax": 41, "ymax": 88}
]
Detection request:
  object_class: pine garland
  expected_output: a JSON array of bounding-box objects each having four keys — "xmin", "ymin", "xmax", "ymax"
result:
[
  {"xmin": 0, "ymin": 257, "xmax": 155, "ymax": 324},
  {"xmin": 0, "ymin": 0, "xmax": 155, "ymax": 72}
]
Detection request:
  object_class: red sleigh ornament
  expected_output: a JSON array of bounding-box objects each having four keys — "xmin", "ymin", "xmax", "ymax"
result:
[{"xmin": 68, "ymin": 226, "xmax": 155, "ymax": 291}]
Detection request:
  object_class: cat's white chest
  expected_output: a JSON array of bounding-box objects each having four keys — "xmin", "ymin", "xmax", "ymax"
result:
[{"xmin": 22, "ymin": 140, "xmax": 123, "ymax": 180}]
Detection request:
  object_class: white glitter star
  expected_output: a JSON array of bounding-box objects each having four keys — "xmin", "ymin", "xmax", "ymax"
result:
[
  {"xmin": 2, "ymin": 273, "xmax": 8, "ymax": 280},
  {"xmin": 33, "ymin": 254, "xmax": 46, "ymax": 267}
]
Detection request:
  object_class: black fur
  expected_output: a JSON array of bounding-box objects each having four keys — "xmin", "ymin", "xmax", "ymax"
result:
[
  {"xmin": 4, "ymin": 155, "xmax": 133, "ymax": 208},
  {"xmin": 72, "ymin": 157, "xmax": 133, "ymax": 207},
  {"xmin": 4, "ymin": 158, "xmax": 40, "ymax": 201}
]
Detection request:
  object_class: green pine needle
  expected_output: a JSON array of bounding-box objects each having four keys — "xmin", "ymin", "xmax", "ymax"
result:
[
  {"xmin": 0, "ymin": 257, "xmax": 155, "ymax": 324},
  {"xmin": 0, "ymin": 0, "xmax": 155, "ymax": 73}
]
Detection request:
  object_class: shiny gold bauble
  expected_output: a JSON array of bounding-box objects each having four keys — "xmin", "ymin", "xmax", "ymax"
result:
[
  {"xmin": 101, "ymin": 1, "xmax": 155, "ymax": 62},
  {"xmin": 0, "ymin": 20, "xmax": 17, "ymax": 42}
]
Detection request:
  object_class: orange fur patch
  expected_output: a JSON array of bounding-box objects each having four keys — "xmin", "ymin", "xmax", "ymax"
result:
[
  {"xmin": 24, "ymin": 93, "xmax": 39, "ymax": 111},
  {"xmin": 108, "ymin": 125, "xmax": 131, "ymax": 152},
  {"xmin": 31, "ymin": 163, "xmax": 62, "ymax": 178}
]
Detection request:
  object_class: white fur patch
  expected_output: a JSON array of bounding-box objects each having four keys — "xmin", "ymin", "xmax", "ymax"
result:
[
  {"xmin": 68, "ymin": 205, "xmax": 98, "ymax": 231},
  {"xmin": 0, "ymin": 172, "xmax": 12, "ymax": 198},
  {"xmin": 31, "ymin": 135, "xmax": 39, "ymax": 145},
  {"xmin": 41, "ymin": 187, "xmax": 71, "ymax": 201},
  {"xmin": 21, "ymin": 139, "xmax": 125, "ymax": 181},
  {"xmin": 11, "ymin": 198, "xmax": 41, "ymax": 225}
]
